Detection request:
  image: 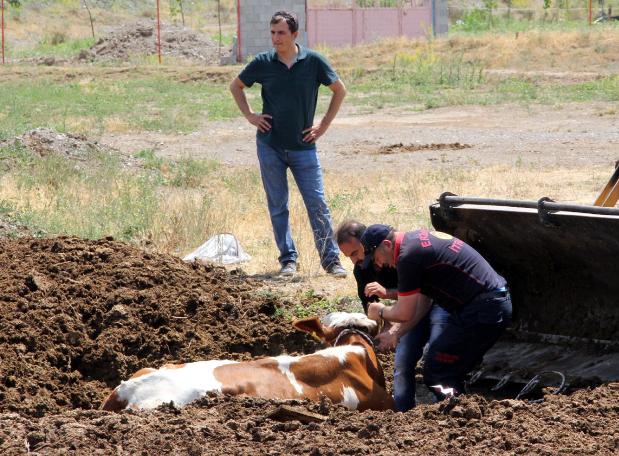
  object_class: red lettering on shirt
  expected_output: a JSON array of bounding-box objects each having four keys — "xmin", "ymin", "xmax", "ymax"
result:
[
  {"xmin": 435, "ymin": 352, "xmax": 460, "ymax": 364},
  {"xmin": 419, "ymin": 230, "xmax": 432, "ymax": 248},
  {"xmin": 449, "ymin": 239, "xmax": 464, "ymax": 254}
]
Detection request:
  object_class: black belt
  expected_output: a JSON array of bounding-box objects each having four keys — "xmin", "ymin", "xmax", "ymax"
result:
[{"xmin": 471, "ymin": 287, "xmax": 509, "ymax": 304}]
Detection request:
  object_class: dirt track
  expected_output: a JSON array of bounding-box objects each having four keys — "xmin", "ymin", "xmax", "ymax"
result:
[
  {"xmin": 101, "ymin": 101, "xmax": 619, "ymax": 171},
  {"xmin": 0, "ymin": 235, "xmax": 618, "ymax": 455}
]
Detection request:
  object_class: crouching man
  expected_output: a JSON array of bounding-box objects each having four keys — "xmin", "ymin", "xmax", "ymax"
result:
[
  {"xmin": 362, "ymin": 224, "xmax": 512, "ymax": 400},
  {"xmin": 335, "ymin": 220, "xmax": 449, "ymax": 410}
]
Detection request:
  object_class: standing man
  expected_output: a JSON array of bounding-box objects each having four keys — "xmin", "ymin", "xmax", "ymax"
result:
[
  {"xmin": 362, "ymin": 224, "xmax": 512, "ymax": 400},
  {"xmin": 230, "ymin": 11, "xmax": 347, "ymax": 278},
  {"xmin": 335, "ymin": 220, "xmax": 449, "ymax": 411}
]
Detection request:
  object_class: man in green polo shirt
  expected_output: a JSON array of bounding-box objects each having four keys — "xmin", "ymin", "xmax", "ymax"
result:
[{"xmin": 230, "ymin": 11, "xmax": 347, "ymax": 278}]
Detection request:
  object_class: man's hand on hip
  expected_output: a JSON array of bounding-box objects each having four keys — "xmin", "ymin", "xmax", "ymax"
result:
[
  {"xmin": 247, "ymin": 113, "xmax": 272, "ymax": 133},
  {"xmin": 302, "ymin": 122, "xmax": 328, "ymax": 143}
]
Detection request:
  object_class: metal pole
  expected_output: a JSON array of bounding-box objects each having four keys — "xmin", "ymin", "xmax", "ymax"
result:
[
  {"xmin": 236, "ymin": 0, "xmax": 241, "ymax": 62},
  {"xmin": 589, "ymin": 0, "xmax": 592, "ymax": 25},
  {"xmin": 217, "ymin": 0, "xmax": 222, "ymax": 58},
  {"xmin": 156, "ymin": 0, "xmax": 162, "ymax": 64},
  {"xmin": 434, "ymin": 0, "xmax": 438, "ymax": 37},
  {"xmin": 2, "ymin": 0, "xmax": 5, "ymax": 65}
]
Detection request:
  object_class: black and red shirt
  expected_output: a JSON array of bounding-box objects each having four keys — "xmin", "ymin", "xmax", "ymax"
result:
[{"xmin": 396, "ymin": 230, "xmax": 506, "ymax": 311}]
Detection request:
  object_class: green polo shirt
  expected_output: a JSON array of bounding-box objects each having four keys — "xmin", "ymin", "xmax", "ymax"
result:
[{"xmin": 238, "ymin": 45, "xmax": 339, "ymax": 151}]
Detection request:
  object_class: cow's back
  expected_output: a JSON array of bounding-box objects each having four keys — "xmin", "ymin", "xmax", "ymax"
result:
[{"xmin": 102, "ymin": 360, "xmax": 237, "ymax": 411}]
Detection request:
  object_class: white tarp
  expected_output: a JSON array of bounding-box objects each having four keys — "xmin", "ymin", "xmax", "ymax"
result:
[{"xmin": 183, "ymin": 233, "xmax": 251, "ymax": 265}]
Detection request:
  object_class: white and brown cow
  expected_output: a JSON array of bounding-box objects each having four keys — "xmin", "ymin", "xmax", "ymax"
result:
[{"xmin": 102, "ymin": 312, "xmax": 394, "ymax": 412}]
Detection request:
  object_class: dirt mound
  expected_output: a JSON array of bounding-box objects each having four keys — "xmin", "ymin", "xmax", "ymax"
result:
[
  {"xmin": 0, "ymin": 128, "xmax": 138, "ymax": 170},
  {"xmin": 0, "ymin": 236, "xmax": 314, "ymax": 419},
  {"xmin": 0, "ymin": 235, "xmax": 618, "ymax": 454},
  {"xmin": 377, "ymin": 142, "xmax": 472, "ymax": 154},
  {"xmin": 77, "ymin": 20, "xmax": 231, "ymax": 64}
]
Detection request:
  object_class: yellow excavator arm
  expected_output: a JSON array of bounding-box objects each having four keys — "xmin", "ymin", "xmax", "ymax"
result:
[{"xmin": 594, "ymin": 161, "xmax": 619, "ymax": 207}]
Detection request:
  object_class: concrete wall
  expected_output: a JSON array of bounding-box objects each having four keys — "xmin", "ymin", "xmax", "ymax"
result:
[
  {"xmin": 237, "ymin": 0, "xmax": 307, "ymax": 62},
  {"xmin": 433, "ymin": 0, "xmax": 449, "ymax": 35}
]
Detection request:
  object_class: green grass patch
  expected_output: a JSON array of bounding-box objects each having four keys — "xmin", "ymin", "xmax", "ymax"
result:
[
  {"xmin": 450, "ymin": 10, "xmax": 619, "ymax": 35},
  {"xmin": 11, "ymin": 37, "xmax": 96, "ymax": 59},
  {"xmin": 208, "ymin": 32, "xmax": 235, "ymax": 47},
  {"xmin": 0, "ymin": 139, "xmax": 229, "ymax": 244},
  {"xmin": 0, "ymin": 76, "xmax": 245, "ymax": 139},
  {"xmin": 277, "ymin": 289, "xmax": 363, "ymax": 321},
  {"xmin": 3, "ymin": 145, "xmax": 159, "ymax": 240},
  {"xmin": 133, "ymin": 149, "xmax": 221, "ymax": 188},
  {"xmin": 1, "ymin": 58, "xmax": 616, "ymax": 142},
  {"xmin": 346, "ymin": 62, "xmax": 619, "ymax": 111}
]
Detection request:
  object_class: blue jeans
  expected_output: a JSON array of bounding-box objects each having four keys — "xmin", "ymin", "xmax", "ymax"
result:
[
  {"xmin": 423, "ymin": 293, "xmax": 513, "ymax": 400},
  {"xmin": 256, "ymin": 139, "xmax": 339, "ymax": 269},
  {"xmin": 393, "ymin": 304, "xmax": 450, "ymax": 411}
]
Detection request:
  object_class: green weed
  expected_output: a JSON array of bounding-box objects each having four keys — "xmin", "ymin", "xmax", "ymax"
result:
[
  {"xmin": 0, "ymin": 76, "xmax": 243, "ymax": 138},
  {"xmin": 168, "ymin": 157, "xmax": 220, "ymax": 188},
  {"xmin": 12, "ymin": 37, "xmax": 96, "ymax": 58}
]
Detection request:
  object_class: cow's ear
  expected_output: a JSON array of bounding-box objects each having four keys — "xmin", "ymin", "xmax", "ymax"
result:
[{"xmin": 292, "ymin": 317, "xmax": 325, "ymax": 341}]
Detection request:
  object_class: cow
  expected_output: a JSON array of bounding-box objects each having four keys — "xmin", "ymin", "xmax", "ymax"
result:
[{"xmin": 102, "ymin": 312, "xmax": 394, "ymax": 412}]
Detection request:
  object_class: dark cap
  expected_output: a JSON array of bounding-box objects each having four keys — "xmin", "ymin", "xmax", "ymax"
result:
[{"xmin": 359, "ymin": 224, "xmax": 392, "ymax": 269}]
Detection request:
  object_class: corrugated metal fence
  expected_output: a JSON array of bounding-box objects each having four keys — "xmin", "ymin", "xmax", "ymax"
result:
[{"xmin": 307, "ymin": 5, "xmax": 433, "ymax": 47}]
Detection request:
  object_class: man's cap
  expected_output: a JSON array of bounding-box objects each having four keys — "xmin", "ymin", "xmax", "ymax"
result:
[{"xmin": 359, "ymin": 224, "xmax": 392, "ymax": 269}]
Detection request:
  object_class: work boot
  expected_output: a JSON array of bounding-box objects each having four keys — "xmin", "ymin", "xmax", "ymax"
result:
[
  {"xmin": 279, "ymin": 261, "xmax": 297, "ymax": 277},
  {"xmin": 325, "ymin": 262, "xmax": 347, "ymax": 278}
]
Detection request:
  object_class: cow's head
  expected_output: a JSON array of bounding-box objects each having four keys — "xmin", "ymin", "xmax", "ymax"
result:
[{"xmin": 293, "ymin": 312, "xmax": 378, "ymax": 346}]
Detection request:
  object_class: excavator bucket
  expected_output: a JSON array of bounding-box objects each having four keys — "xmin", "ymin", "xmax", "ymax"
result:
[{"xmin": 429, "ymin": 193, "xmax": 619, "ymax": 388}]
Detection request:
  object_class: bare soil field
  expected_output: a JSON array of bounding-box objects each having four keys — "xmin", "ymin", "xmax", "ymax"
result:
[
  {"xmin": 0, "ymin": 235, "xmax": 618, "ymax": 455},
  {"xmin": 101, "ymin": 101, "xmax": 619, "ymax": 172}
]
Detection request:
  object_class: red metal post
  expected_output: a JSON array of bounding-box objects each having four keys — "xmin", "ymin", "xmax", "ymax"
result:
[
  {"xmin": 156, "ymin": 0, "xmax": 162, "ymax": 64},
  {"xmin": 2, "ymin": 0, "xmax": 5, "ymax": 65},
  {"xmin": 589, "ymin": 0, "xmax": 592, "ymax": 25}
]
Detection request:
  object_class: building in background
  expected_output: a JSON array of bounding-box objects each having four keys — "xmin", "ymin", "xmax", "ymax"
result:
[{"xmin": 235, "ymin": 0, "xmax": 448, "ymax": 62}]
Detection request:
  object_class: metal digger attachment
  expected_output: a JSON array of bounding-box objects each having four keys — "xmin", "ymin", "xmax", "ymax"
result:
[{"xmin": 429, "ymin": 192, "xmax": 619, "ymax": 389}]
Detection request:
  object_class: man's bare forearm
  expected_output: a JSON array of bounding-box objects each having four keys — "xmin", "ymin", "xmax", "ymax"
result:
[
  {"xmin": 229, "ymin": 79, "xmax": 253, "ymax": 119},
  {"xmin": 320, "ymin": 80, "xmax": 346, "ymax": 128},
  {"xmin": 382, "ymin": 294, "xmax": 431, "ymax": 326},
  {"xmin": 390, "ymin": 319, "xmax": 418, "ymax": 338}
]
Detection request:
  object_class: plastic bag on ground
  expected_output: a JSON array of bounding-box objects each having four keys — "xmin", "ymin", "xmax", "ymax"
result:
[{"xmin": 183, "ymin": 233, "xmax": 251, "ymax": 265}]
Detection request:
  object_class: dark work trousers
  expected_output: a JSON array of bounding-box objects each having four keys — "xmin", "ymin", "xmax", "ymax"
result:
[{"xmin": 423, "ymin": 291, "xmax": 512, "ymax": 400}]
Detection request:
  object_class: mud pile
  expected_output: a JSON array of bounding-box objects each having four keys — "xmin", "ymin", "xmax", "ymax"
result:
[
  {"xmin": 0, "ymin": 236, "xmax": 314, "ymax": 418},
  {"xmin": 0, "ymin": 235, "xmax": 617, "ymax": 455},
  {"xmin": 77, "ymin": 20, "xmax": 231, "ymax": 64},
  {"xmin": 377, "ymin": 142, "xmax": 472, "ymax": 154},
  {"xmin": 0, "ymin": 128, "xmax": 139, "ymax": 171}
]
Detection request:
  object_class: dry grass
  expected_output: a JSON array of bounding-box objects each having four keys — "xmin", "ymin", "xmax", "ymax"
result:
[
  {"xmin": 1, "ymin": 157, "xmax": 606, "ymax": 279},
  {"xmin": 326, "ymin": 30, "xmax": 619, "ymax": 75},
  {"xmin": 191, "ymin": 162, "xmax": 608, "ymax": 298}
]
